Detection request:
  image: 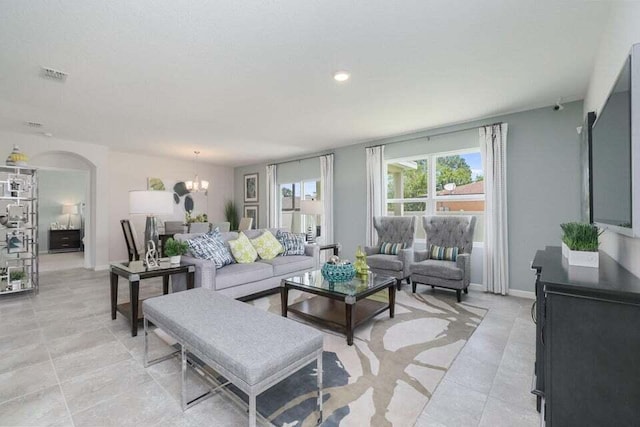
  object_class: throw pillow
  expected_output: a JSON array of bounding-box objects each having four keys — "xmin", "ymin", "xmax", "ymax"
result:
[
  {"xmin": 429, "ymin": 244, "xmax": 459, "ymax": 261},
  {"xmin": 228, "ymin": 232, "xmax": 258, "ymax": 263},
  {"xmin": 250, "ymin": 231, "xmax": 284, "ymax": 260},
  {"xmin": 379, "ymin": 242, "xmax": 405, "ymax": 255},
  {"xmin": 276, "ymin": 230, "xmax": 306, "ymax": 256},
  {"xmin": 185, "ymin": 231, "xmax": 234, "ymax": 269}
]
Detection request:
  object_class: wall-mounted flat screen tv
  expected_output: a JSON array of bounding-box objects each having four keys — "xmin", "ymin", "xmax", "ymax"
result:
[{"xmin": 591, "ymin": 43, "xmax": 639, "ymax": 236}]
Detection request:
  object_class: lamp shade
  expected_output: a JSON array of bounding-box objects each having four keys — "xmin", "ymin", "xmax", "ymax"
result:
[
  {"xmin": 129, "ymin": 191, "xmax": 174, "ymax": 215},
  {"xmin": 61, "ymin": 204, "xmax": 78, "ymax": 215},
  {"xmin": 300, "ymin": 199, "xmax": 323, "ymax": 216}
]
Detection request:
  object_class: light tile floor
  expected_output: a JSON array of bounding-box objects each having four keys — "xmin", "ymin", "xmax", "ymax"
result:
[{"xmin": 0, "ymin": 268, "xmax": 539, "ymax": 426}]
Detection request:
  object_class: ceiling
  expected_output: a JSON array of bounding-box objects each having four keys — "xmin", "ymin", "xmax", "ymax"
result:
[{"xmin": 0, "ymin": 0, "xmax": 611, "ymax": 166}]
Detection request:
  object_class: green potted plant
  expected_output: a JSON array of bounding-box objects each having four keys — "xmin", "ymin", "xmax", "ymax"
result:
[
  {"xmin": 560, "ymin": 222, "xmax": 602, "ymax": 268},
  {"xmin": 224, "ymin": 200, "xmax": 239, "ymax": 231},
  {"xmin": 9, "ymin": 270, "xmax": 26, "ymax": 291},
  {"xmin": 164, "ymin": 238, "xmax": 188, "ymax": 264}
]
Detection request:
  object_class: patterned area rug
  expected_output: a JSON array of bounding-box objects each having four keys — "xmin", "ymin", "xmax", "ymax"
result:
[{"xmin": 245, "ymin": 288, "xmax": 487, "ymax": 426}]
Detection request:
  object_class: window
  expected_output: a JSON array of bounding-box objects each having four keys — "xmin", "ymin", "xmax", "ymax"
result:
[
  {"xmin": 279, "ymin": 180, "xmax": 320, "ymax": 233},
  {"xmin": 386, "ymin": 150, "xmax": 484, "ymax": 242}
]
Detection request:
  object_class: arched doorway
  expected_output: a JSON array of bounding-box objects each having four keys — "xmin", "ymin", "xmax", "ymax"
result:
[{"xmin": 31, "ymin": 151, "xmax": 96, "ymax": 269}]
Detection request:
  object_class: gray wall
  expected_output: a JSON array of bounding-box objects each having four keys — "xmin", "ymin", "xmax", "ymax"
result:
[
  {"xmin": 234, "ymin": 101, "xmax": 584, "ymax": 292},
  {"xmin": 38, "ymin": 169, "xmax": 89, "ymax": 253}
]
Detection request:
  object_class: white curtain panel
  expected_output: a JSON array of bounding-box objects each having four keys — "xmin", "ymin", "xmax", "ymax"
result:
[
  {"xmin": 480, "ymin": 123, "xmax": 509, "ymax": 295},
  {"xmin": 265, "ymin": 164, "xmax": 279, "ymax": 228},
  {"xmin": 320, "ymin": 154, "xmax": 334, "ymax": 244},
  {"xmin": 365, "ymin": 145, "xmax": 386, "ymax": 246}
]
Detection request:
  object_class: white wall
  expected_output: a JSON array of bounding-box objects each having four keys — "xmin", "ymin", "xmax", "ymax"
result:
[
  {"xmin": 108, "ymin": 150, "xmax": 234, "ymax": 262},
  {"xmin": 584, "ymin": 2, "xmax": 640, "ymax": 277}
]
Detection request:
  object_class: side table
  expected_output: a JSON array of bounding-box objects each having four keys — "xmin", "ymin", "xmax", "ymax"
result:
[{"xmin": 110, "ymin": 262, "xmax": 195, "ymax": 336}]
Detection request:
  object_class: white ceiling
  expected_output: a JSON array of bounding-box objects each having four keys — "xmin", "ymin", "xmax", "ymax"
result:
[{"xmin": 0, "ymin": 0, "xmax": 610, "ymax": 166}]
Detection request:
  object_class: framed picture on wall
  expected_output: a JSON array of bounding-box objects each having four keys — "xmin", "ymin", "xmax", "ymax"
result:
[
  {"xmin": 244, "ymin": 173, "xmax": 258, "ymax": 203},
  {"xmin": 244, "ymin": 205, "xmax": 258, "ymax": 230}
]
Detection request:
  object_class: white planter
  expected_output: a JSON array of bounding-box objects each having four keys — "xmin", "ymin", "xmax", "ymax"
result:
[
  {"xmin": 169, "ymin": 255, "xmax": 181, "ymax": 264},
  {"xmin": 562, "ymin": 242, "xmax": 599, "ymax": 268},
  {"xmin": 10, "ymin": 280, "xmax": 21, "ymax": 291}
]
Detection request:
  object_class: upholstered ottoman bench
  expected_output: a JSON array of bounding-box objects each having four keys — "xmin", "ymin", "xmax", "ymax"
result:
[{"xmin": 142, "ymin": 288, "xmax": 324, "ymax": 427}]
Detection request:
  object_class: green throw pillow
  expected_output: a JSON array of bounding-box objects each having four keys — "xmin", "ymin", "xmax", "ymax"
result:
[
  {"xmin": 429, "ymin": 244, "xmax": 459, "ymax": 261},
  {"xmin": 379, "ymin": 242, "xmax": 405, "ymax": 255},
  {"xmin": 228, "ymin": 232, "xmax": 258, "ymax": 263},
  {"xmin": 250, "ymin": 231, "xmax": 284, "ymax": 260}
]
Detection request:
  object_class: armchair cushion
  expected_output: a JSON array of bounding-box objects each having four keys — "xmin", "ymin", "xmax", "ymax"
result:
[
  {"xmin": 367, "ymin": 254, "xmax": 404, "ymax": 272},
  {"xmin": 411, "ymin": 260, "xmax": 463, "ymax": 281},
  {"xmin": 379, "ymin": 242, "xmax": 405, "ymax": 255},
  {"xmin": 429, "ymin": 244, "xmax": 459, "ymax": 261}
]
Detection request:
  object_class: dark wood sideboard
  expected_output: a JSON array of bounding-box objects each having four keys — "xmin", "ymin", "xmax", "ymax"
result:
[
  {"xmin": 531, "ymin": 246, "xmax": 640, "ymax": 426},
  {"xmin": 49, "ymin": 229, "xmax": 82, "ymax": 252}
]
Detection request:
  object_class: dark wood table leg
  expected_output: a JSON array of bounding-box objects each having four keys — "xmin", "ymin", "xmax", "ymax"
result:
[
  {"xmin": 163, "ymin": 276, "xmax": 169, "ymax": 295},
  {"xmin": 346, "ymin": 303, "xmax": 355, "ymax": 346},
  {"xmin": 110, "ymin": 272, "xmax": 118, "ymax": 320},
  {"xmin": 130, "ymin": 280, "xmax": 140, "ymax": 337},
  {"xmin": 186, "ymin": 270, "xmax": 195, "ymax": 290},
  {"xmin": 281, "ymin": 284, "xmax": 289, "ymax": 317},
  {"xmin": 389, "ymin": 284, "xmax": 396, "ymax": 318}
]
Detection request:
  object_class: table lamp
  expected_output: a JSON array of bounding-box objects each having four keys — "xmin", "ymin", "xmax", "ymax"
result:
[
  {"xmin": 129, "ymin": 191, "xmax": 174, "ymax": 255},
  {"xmin": 300, "ymin": 199, "xmax": 323, "ymax": 243},
  {"xmin": 62, "ymin": 204, "xmax": 78, "ymax": 229}
]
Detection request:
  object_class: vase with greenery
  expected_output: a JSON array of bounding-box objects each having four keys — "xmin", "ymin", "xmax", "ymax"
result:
[
  {"xmin": 224, "ymin": 200, "xmax": 239, "ymax": 231},
  {"xmin": 164, "ymin": 238, "xmax": 188, "ymax": 264},
  {"xmin": 560, "ymin": 222, "xmax": 602, "ymax": 268},
  {"xmin": 9, "ymin": 270, "xmax": 26, "ymax": 291}
]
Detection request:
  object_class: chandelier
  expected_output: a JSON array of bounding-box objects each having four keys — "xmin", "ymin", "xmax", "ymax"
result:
[{"xmin": 185, "ymin": 151, "xmax": 209, "ymax": 192}]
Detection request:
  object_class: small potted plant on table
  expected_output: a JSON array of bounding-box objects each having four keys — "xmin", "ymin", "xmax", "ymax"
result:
[
  {"xmin": 560, "ymin": 222, "xmax": 602, "ymax": 268},
  {"xmin": 164, "ymin": 238, "xmax": 188, "ymax": 264}
]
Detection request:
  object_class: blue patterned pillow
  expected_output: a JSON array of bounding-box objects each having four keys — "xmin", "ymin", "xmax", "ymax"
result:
[
  {"xmin": 186, "ymin": 229, "xmax": 234, "ymax": 268},
  {"xmin": 276, "ymin": 230, "xmax": 306, "ymax": 256}
]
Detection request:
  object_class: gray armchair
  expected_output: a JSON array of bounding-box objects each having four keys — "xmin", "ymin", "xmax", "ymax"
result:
[
  {"xmin": 365, "ymin": 216, "xmax": 416, "ymax": 289},
  {"xmin": 410, "ymin": 215, "xmax": 476, "ymax": 302}
]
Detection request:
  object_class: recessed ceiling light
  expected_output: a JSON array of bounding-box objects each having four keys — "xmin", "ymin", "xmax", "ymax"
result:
[{"xmin": 333, "ymin": 71, "xmax": 350, "ymax": 82}]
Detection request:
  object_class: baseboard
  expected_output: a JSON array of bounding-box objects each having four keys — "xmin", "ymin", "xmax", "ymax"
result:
[{"xmin": 469, "ymin": 282, "xmax": 535, "ymax": 300}]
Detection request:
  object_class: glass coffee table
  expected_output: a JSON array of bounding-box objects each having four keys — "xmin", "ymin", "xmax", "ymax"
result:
[{"xmin": 280, "ymin": 270, "xmax": 396, "ymax": 345}]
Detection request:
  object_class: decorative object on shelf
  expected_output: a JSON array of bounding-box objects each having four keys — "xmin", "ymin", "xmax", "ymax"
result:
[
  {"xmin": 62, "ymin": 204, "xmax": 78, "ymax": 229},
  {"xmin": 7, "ymin": 203, "xmax": 28, "ymax": 223},
  {"xmin": 354, "ymin": 245, "xmax": 370, "ymax": 278},
  {"xmin": 145, "ymin": 240, "xmax": 159, "ymax": 268},
  {"xmin": 185, "ymin": 151, "xmax": 209, "ymax": 193},
  {"xmin": 321, "ymin": 257, "xmax": 356, "ymax": 283},
  {"xmin": 243, "ymin": 205, "xmax": 258, "ymax": 230},
  {"xmin": 50, "ymin": 222, "xmax": 59, "ymax": 230},
  {"xmin": 244, "ymin": 173, "xmax": 258, "ymax": 203},
  {"xmin": 9, "ymin": 270, "xmax": 26, "ymax": 291},
  {"xmin": 560, "ymin": 222, "xmax": 602, "ymax": 268},
  {"xmin": 164, "ymin": 237, "xmax": 188, "ymax": 264},
  {"xmin": 129, "ymin": 190, "xmax": 174, "ymax": 254},
  {"xmin": 300, "ymin": 199, "xmax": 322, "ymax": 243},
  {"xmin": 5, "ymin": 145, "xmax": 28, "ymax": 166},
  {"xmin": 8, "ymin": 175, "xmax": 29, "ymax": 197},
  {"xmin": 224, "ymin": 200, "xmax": 239, "ymax": 231},
  {"xmin": 6, "ymin": 230, "xmax": 26, "ymax": 253}
]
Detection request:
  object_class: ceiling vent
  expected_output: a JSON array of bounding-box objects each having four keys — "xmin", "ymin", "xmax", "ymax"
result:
[
  {"xmin": 25, "ymin": 121, "xmax": 43, "ymax": 128},
  {"xmin": 41, "ymin": 66, "xmax": 68, "ymax": 82}
]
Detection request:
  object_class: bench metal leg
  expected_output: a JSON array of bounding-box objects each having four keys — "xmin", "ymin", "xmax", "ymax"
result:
[
  {"xmin": 249, "ymin": 393, "xmax": 257, "ymax": 427},
  {"xmin": 143, "ymin": 318, "xmax": 179, "ymax": 368},
  {"xmin": 181, "ymin": 344, "xmax": 188, "ymax": 411},
  {"xmin": 317, "ymin": 353, "xmax": 323, "ymax": 425}
]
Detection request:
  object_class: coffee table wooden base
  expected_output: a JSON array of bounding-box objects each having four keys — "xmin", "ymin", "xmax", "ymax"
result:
[{"xmin": 285, "ymin": 290, "xmax": 395, "ymax": 345}]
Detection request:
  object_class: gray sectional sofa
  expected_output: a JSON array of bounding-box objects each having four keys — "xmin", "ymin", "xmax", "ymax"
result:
[{"xmin": 171, "ymin": 228, "xmax": 320, "ymax": 299}]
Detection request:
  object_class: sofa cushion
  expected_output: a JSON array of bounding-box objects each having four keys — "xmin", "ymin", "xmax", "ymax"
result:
[
  {"xmin": 429, "ymin": 244, "xmax": 459, "ymax": 261},
  {"xmin": 250, "ymin": 231, "xmax": 283, "ymax": 260},
  {"xmin": 258, "ymin": 255, "xmax": 314, "ymax": 277},
  {"xmin": 185, "ymin": 231, "xmax": 234, "ymax": 269},
  {"xmin": 276, "ymin": 230, "xmax": 306, "ymax": 256},
  {"xmin": 228, "ymin": 232, "xmax": 258, "ymax": 263},
  {"xmin": 215, "ymin": 262, "xmax": 273, "ymax": 290},
  {"xmin": 367, "ymin": 254, "xmax": 403, "ymax": 272},
  {"xmin": 411, "ymin": 259, "xmax": 463, "ymax": 281}
]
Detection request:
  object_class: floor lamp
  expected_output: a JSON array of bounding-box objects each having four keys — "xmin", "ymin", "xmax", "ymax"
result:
[{"xmin": 129, "ymin": 191, "xmax": 174, "ymax": 262}]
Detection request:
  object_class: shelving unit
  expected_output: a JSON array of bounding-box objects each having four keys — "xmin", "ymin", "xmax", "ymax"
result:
[{"xmin": 0, "ymin": 166, "xmax": 38, "ymax": 296}]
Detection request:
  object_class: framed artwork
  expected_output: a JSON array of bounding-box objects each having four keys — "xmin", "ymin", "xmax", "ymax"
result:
[
  {"xmin": 7, "ymin": 230, "xmax": 26, "ymax": 254},
  {"xmin": 244, "ymin": 173, "xmax": 258, "ymax": 203},
  {"xmin": 146, "ymin": 177, "xmax": 207, "ymax": 220},
  {"xmin": 7, "ymin": 204, "xmax": 28, "ymax": 223},
  {"xmin": 244, "ymin": 205, "xmax": 258, "ymax": 229}
]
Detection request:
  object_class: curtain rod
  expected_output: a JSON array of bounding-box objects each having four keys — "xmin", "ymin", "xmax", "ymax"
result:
[
  {"xmin": 366, "ymin": 121, "xmax": 503, "ymax": 149},
  {"xmin": 269, "ymin": 152, "xmax": 334, "ymax": 167}
]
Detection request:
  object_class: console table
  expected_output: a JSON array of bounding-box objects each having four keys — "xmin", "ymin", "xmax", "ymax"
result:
[
  {"xmin": 49, "ymin": 229, "xmax": 82, "ymax": 252},
  {"xmin": 531, "ymin": 246, "xmax": 640, "ymax": 425}
]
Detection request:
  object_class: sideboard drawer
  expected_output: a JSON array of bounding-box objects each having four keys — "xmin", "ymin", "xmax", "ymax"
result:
[{"xmin": 49, "ymin": 229, "xmax": 82, "ymax": 252}]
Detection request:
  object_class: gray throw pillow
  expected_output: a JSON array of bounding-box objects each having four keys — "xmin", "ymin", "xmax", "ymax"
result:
[
  {"xmin": 276, "ymin": 230, "xmax": 306, "ymax": 256},
  {"xmin": 186, "ymin": 229, "xmax": 235, "ymax": 268}
]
